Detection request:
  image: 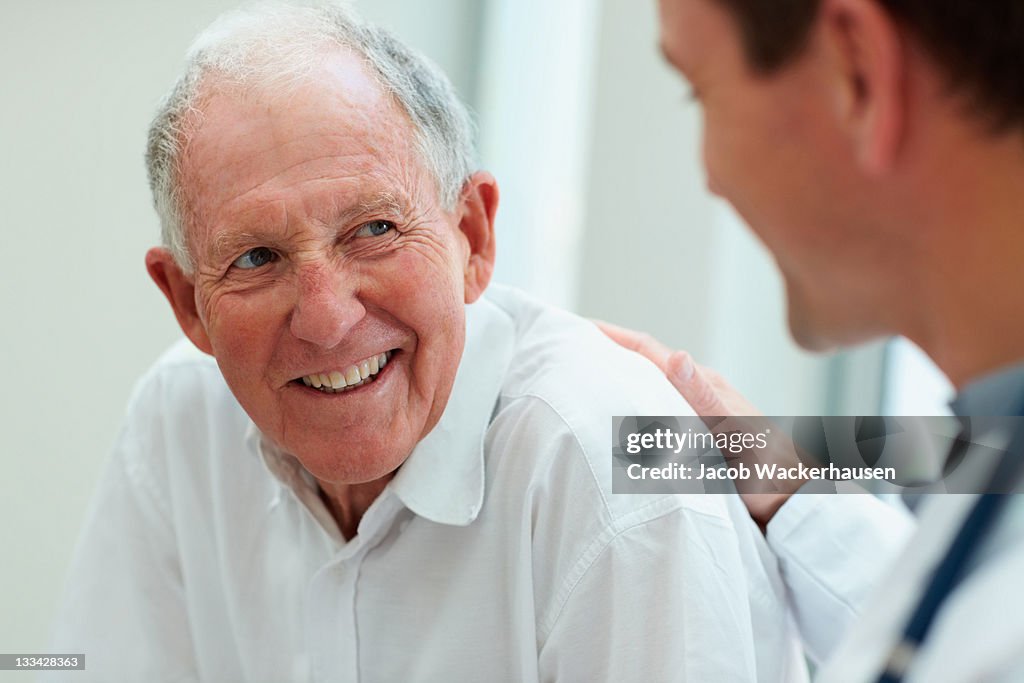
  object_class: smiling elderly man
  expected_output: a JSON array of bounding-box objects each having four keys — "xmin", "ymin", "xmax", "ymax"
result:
[{"xmin": 48, "ymin": 4, "xmax": 804, "ymax": 682}]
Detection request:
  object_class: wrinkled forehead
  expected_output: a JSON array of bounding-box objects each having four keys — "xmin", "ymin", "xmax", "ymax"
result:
[{"xmin": 178, "ymin": 50, "xmax": 425, "ymax": 237}]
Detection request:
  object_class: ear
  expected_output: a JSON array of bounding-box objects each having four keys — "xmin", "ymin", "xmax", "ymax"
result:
[
  {"xmin": 145, "ymin": 247, "xmax": 214, "ymax": 354},
  {"xmin": 820, "ymin": 0, "xmax": 906, "ymax": 174},
  {"xmin": 455, "ymin": 171, "xmax": 499, "ymax": 304}
]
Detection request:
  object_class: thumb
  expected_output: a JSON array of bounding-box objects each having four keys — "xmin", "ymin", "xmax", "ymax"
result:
[{"xmin": 665, "ymin": 351, "xmax": 727, "ymax": 417}]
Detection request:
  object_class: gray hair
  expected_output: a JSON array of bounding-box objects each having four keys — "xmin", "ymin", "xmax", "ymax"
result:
[{"xmin": 145, "ymin": 1, "xmax": 477, "ymax": 272}]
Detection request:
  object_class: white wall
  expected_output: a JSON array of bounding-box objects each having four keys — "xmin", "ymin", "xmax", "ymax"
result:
[
  {"xmin": 0, "ymin": 0, "xmax": 482, "ymax": 661},
  {"xmin": 475, "ymin": 0, "xmax": 601, "ymax": 310}
]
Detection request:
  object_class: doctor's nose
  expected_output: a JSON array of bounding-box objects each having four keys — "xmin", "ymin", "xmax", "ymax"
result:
[
  {"xmin": 289, "ymin": 263, "xmax": 366, "ymax": 349},
  {"xmin": 705, "ymin": 173, "xmax": 724, "ymax": 198}
]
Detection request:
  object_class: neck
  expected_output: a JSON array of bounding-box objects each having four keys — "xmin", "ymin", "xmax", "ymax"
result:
[
  {"xmin": 899, "ymin": 127, "xmax": 1024, "ymax": 389},
  {"xmin": 318, "ymin": 474, "xmax": 394, "ymax": 540}
]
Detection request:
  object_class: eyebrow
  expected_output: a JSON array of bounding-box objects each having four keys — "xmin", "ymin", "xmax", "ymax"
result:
[
  {"xmin": 209, "ymin": 230, "xmax": 268, "ymax": 265},
  {"xmin": 353, "ymin": 192, "xmax": 404, "ymax": 221},
  {"xmin": 205, "ymin": 190, "xmax": 409, "ymax": 264}
]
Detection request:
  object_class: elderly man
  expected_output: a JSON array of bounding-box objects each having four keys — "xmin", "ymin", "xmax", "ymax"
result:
[{"xmin": 49, "ymin": 4, "xmax": 809, "ymax": 681}]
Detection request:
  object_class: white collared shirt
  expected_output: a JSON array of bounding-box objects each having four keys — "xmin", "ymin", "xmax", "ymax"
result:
[
  {"xmin": 814, "ymin": 393, "xmax": 1024, "ymax": 681},
  {"xmin": 813, "ymin": 493, "xmax": 1024, "ymax": 682},
  {"xmin": 49, "ymin": 285, "xmax": 810, "ymax": 682},
  {"xmin": 773, "ymin": 363, "xmax": 1024, "ymax": 682}
]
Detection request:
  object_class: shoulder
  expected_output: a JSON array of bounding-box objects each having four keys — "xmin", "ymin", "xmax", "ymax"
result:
[
  {"xmin": 129, "ymin": 338, "xmax": 227, "ymax": 401},
  {"xmin": 477, "ymin": 288, "xmax": 740, "ymax": 645},
  {"xmin": 484, "ymin": 284, "xmax": 698, "ymax": 416},
  {"xmin": 123, "ymin": 338, "xmax": 243, "ymax": 433},
  {"xmin": 113, "ymin": 339, "xmax": 253, "ymax": 508},
  {"xmin": 480, "ymin": 285, "xmax": 729, "ymax": 525}
]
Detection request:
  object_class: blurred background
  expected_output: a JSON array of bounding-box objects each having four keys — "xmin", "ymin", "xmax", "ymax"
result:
[{"xmin": 0, "ymin": 0, "xmax": 953, "ymax": 664}]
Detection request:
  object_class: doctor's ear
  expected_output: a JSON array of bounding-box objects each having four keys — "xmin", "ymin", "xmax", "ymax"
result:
[
  {"xmin": 820, "ymin": 0, "xmax": 907, "ymax": 174},
  {"xmin": 455, "ymin": 171, "xmax": 499, "ymax": 304},
  {"xmin": 145, "ymin": 247, "xmax": 214, "ymax": 355}
]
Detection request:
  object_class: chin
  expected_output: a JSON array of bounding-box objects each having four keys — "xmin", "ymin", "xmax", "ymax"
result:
[
  {"xmin": 786, "ymin": 294, "xmax": 886, "ymax": 353},
  {"xmin": 788, "ymin": 320, "xmax": 839, "ymax": 353},
  {"xmin": 784, "ymin": 283, "xmax": 846, "ymax": 353},
  {"xmin": 288, "ymin": 437, "xmax": 410, "ymax": 485}
]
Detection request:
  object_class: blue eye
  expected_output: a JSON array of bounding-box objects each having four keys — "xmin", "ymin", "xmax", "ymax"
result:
[
  {"xmin": 355, "ymin": 220, "xmax": 395, "ymax": 238},
  {"xmin": 232, "ymin": 247, "xmax": 277, "ymax": 270}
]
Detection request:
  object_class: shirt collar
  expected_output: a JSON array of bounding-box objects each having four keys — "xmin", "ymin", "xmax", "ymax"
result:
[
  {"xmin": 951, "ymin": 360, "xmax": 1024, "ymax": 417},
  {"xmin": 389, "ymin": 293, "xmax": 514, "ymax": 526},
  {"xmin": 244, "ymin": 291, "xmax": 515, "ymax": 528}
]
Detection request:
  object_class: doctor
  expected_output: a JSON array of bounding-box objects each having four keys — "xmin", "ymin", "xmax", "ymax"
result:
[{"xmin": 605, "ymin": 0, "xmax": 1024, "ymax": 681}]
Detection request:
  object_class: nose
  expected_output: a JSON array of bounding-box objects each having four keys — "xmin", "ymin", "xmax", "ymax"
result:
[
  {"xmin": 702, "ymin": 151, "xmax": 724, "ymax": 197},
  {"xmin": 700, "ymin": 130, "xmax": 724, "ymax": 198},
  {"xmin": 705, "ymin": 172, "xmax": 723, "ymax": 198},
  {"xmin": 289, "ymin": 262, "xmax": 366, "ymax": 349}
]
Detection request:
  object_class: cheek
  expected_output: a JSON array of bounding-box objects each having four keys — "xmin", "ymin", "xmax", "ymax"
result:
[
  {"xmin": 380, "ymin": 250, "xmax": 466, "ymax": 380},
  {"xmin": 391, "ymin": 257, "xmax": 463, "ymax": 342},
  {"xmin": 202, "ymin": 289, "xmax": 288, "ymax": 370},
  {"xmin": 388, "ymin": 235, "xmax": 466, "ymax": 301}
]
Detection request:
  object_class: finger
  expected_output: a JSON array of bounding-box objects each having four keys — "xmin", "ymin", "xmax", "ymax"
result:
[
  {"xmin": 593, "ymin": 320, "xmax": 673, "ymax": 370},
  {"xmin": 701, "ymin": 366, "xmax": 762, "ymax": 416},
  {"xmin": 665, "ymin": 351, "xmax": 729, "ymax": 417},
  {"xmin": 593, "ymin": 320, "xmax": 649, "ymax": 352}
]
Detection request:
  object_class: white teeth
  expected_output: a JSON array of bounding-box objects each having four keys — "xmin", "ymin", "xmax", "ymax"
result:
[{"xmin": 299, "ymin": 350, "xmax": 392, "ymax": 393}]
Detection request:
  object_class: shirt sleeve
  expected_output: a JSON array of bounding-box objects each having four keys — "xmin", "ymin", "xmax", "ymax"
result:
[
  {"xmin": 45, "ymin": 377, "xmax": 198, "ymax": 683},
  {"xmin": 765, "ymin": 491, "xmax": 916, "ymax": 663},
  {"xmin": 537, "ymin": 507, "xmax": 759, "ymax": 682}
]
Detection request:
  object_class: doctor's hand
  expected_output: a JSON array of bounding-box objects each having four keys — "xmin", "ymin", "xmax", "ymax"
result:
[
  {"xmin": 595, "ymin": 321, "xmax": 801, "ymax": 530},
  {"xmin": 594, "ymin": 321, "xmax": 760, "ymax": 416}
]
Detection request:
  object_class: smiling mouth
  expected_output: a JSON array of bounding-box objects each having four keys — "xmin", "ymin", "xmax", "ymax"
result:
[{"xmin": 292, "ymin": 350, "xmax": 395, "ymax": 394}]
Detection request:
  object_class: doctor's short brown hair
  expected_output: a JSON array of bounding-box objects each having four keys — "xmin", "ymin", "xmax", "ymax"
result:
[{"xmin": 711, "ymin": 0, "xmax": 1024, "ymax": 132}]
